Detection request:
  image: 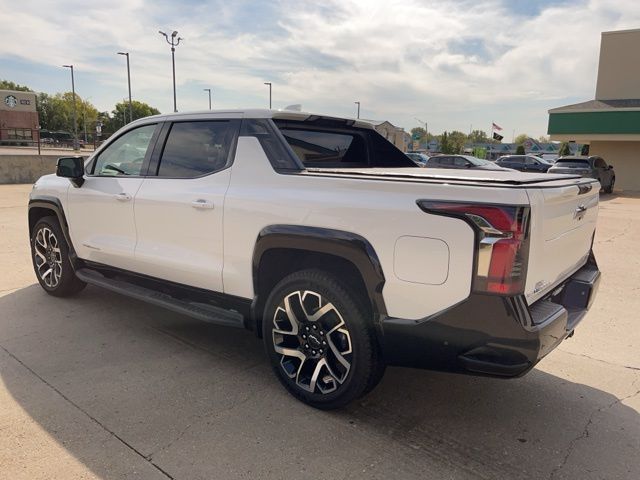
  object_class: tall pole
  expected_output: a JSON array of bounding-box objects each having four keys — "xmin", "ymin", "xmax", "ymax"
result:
[
  {"xmin": 63, "ymin": 65, "xmax": 78, "ymax": 151},
  {"xmin": 354, "ymin": 101, "xmax": 360, "ymax": 119},
  {"xmin": 415, "ymin": 117, "xmax": 428, "ymax": 150},
  {"xmin": 118, "ymin": 52, "xmax": 133, "ymax": 122},
  {"xmin": 264, "ymin": 82, "xmax": 272, "ymax": 109},
  {"xmin": 159, "ymin": 30, "xmax": 183, "ymax": 112},
  {"xmin": 204, "ymin": 88, "xmax": 212, "ymax": 109}
]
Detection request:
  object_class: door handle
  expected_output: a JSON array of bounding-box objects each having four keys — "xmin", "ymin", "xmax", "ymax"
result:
[
  {"xmin": 191, "ymin": 199, "xmax": 214, "ymax": 209},
  {"xmin": 114, "ymin": 192, "xmax": 132, "ymax": 201}
]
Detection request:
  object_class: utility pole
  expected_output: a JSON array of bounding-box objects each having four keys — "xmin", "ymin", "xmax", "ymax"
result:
[
  {"xmin": 117, "ymin": 52, "xmax": 133, "ymax": 122},
  {"xmin": 354, "ymin": 101, "xmax": 360, "ymax": 119},
  {"xmin": 159, "ymin": 30, "xmax": 183, "ymax": 112},
  {"xmin": 62, "ymin": 65, "xmax": 79, "ymax": 151},
  {"xmin": 264, "ymin": 82, "xmax": 272, "ymax": 109},
  {"xmin": 203, "ymin": 88, "xmax": 212, "ymax": 109}
]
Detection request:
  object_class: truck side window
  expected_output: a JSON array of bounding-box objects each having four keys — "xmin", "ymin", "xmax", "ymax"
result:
[
  {"xmin": 278, "ymin": 129, "xmax": 367, "ymax": 168},
  {"xmin": 92, "ymin": 124, "xmax": 157, "ymax": 176},
  {"xmin": 156, "ymin": 121, "xmax": 235, "ymax": 178}
]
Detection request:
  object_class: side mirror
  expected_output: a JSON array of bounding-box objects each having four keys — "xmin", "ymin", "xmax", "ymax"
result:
[
  {"xmin": 56, "ymin": 156, "xmax": 85, "ymax": 188},
  {"xmin": 608, "ymin": 165, "xmax": 614, "ymax": 169}
]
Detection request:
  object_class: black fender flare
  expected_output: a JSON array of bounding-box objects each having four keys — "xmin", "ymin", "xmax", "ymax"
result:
[
  {"xmin": 28, "ymin": 195, "xmax": 79, "ymax": 268},
  {"xmin": 251, "ymin": 225, "xmax": 387, "ymax": 325}
]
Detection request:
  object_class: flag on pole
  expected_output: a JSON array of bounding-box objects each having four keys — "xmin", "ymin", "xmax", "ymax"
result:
[
  {"xmin": 493, "ymin": 132, "xmax": 504, "ymax": 141},
  {"xmin": 492, "ymin": 122, "xmax": 503, "ymax": 131}
]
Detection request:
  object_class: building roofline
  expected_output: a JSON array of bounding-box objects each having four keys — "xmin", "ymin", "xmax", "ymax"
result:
[{"xmin": 602, "ymin": 28, "xmax": 640, "ymax": 36}]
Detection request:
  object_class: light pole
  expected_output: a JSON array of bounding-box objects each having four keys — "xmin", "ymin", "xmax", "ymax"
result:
[
  {"xmin": 354, "ymin": 101, "xmax": 360, "ymax": 119},
  {"xmin": 415, "ymin": 117, "xmax": 428, "ymax": 150},
  {"xmin": 159, "ymin": 30, "xmax": 183, "ymax": 112},
  {"xmin": 264, "ymin": 82, "xmax": 272, "ymax": 109},
  {"xmin": 62, "ymin": 65, "xmax": 79, "ymax": 151},
  {"xmin": 203, "ymin": 88, "xmax": 212, "ymax": 109},
  {"xmin": 117, "ymin": 52, "xmax": 133, "ymax": 122}
]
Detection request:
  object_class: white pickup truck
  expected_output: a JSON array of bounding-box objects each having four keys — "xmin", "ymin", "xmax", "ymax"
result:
[{"xmin": 29, "ymin": 110, "xmax": 601, "ymax": 409}]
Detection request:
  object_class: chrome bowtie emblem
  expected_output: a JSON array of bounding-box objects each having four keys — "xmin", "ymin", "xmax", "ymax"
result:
[{"xmin": 574, "ymin": 204, "xmax": 587, "ymax": 220}]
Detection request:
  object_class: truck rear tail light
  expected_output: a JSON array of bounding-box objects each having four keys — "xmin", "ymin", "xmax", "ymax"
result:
[{"xmin": 417, "ymin": 201, "xmax": 531, "ymax": 295}]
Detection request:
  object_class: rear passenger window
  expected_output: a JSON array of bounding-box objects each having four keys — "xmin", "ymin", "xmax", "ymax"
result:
[{"xmin": 157, "ymin": 121, "xmax": 236, "ymax": 178}]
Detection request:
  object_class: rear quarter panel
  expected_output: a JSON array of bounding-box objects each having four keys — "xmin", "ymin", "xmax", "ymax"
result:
[{"xmin": 223, "ymin": 137, "xmax": 530, "ymax": 320}]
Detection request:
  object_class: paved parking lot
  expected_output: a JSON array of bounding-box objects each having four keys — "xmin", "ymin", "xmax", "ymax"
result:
[{"xmin": 1, "ymin": 184, "xmax": 639, "ymax": 480}]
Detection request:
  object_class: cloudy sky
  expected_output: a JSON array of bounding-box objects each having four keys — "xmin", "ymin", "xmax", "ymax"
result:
[{"xmin": 1, "ymin": 0, "xmax": 639, "ymax": 137}]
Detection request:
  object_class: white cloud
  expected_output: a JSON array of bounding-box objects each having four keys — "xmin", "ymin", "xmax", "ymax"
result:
[{"xmin": 1, "ymin": 0, "xmax": 639, "ymax": 136}]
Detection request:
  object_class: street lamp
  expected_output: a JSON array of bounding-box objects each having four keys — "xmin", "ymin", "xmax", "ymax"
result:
[
  {"xmin": 354, "ymin": 101, "xmax": 360, "ymax": 119},
  {"xmin": 117, "ymin": 52, "xmax": 133, "ymax": 122},
  {"xmin": 203, "ymin": 88, "xmax": 212, "ymax": 109},
  {"xmin": 62, "ymin": 65, "xmax": 79, "ymax": 151},
  {"xmin": 264, "ymin": 82, "xmax": 272, "ymax": 109},
  {"xmin": 159, "ymin": 30, "xmax": 183, "ymax": 112},
  {"xmin": 415, "ymin": 117, "xmax": 428, "ymax": 150}
]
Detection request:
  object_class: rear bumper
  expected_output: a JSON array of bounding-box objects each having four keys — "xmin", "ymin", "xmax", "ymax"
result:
[{"xmin": 380, "ymin": 255, "xmax": 600, "ymax": 377}]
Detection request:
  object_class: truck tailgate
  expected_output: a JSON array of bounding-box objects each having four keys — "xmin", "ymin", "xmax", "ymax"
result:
[{"xmin": 524, "ymin": 180, "xmax": 599, "ymax": 304}]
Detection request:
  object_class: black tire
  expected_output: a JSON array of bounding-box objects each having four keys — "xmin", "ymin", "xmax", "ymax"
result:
[
  {"xmin": 31, "ymin": 216, "xmax": 86, "ymax": 297},
  {"xmin": 263, "ymin": 269, "xmax": 385, "ymax": 409},
  {"xmin": 605, "ymin": 177, "xmax": 615, "ymax": 194}
]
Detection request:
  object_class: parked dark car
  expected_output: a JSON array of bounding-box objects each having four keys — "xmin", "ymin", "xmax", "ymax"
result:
[
  {"xmin": 548, "ymin": 156, "xmax": 615, "ymax": 193},
  {"xmin": 406, "ymin": 152, "xmax": 429, "ymax": 167},
  {"xmin": 425, "ymin": 154, "xmax": 512, "ymax": 171},
  {"xmin": 495, "ymin": 155, "xmax": 553, "ymax": 172}
]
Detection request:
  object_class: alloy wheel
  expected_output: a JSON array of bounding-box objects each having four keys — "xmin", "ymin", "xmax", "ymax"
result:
[
  {"xmin": 272, "ymin": 290, "xmax": 353, "ymax": 394},
  {"xmin": 34, "ymin": 226, "xmax": 63, "ymax": 288}
]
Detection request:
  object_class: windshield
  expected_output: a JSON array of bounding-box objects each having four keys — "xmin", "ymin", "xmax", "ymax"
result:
[
  {"xmin": 464, "ymin": 156, "xmax": 491, "ymax": 166},
  {"xmin": 555, "ymin": 159, "xmax": 591, "ymax": 167}
]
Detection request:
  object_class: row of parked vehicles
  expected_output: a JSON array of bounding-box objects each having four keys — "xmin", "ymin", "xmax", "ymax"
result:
[{"xmin": 406, "ymin": 153, "xmax": 616, "ymax": 193}]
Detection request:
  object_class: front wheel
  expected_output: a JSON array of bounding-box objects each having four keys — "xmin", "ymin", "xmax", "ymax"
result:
[
  {"xmin": 31, "ymin": 216, "xmax": 86, "ymax": 297},
  {"xmin": 263, "ymin": 269, "xmax": 385, "ymax": 409}
]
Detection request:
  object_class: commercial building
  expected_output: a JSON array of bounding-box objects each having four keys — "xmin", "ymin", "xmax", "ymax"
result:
[
  {"xmin": 0, "ymin": 89, "xmax": 39, "ymax": 144},
  {"xmin": 364, "ymin": 119, "xmax": 410, "ymax": 151},
  {"xmin": 548, "ymin": 29, "xmax": 640, "ymax": 191}
]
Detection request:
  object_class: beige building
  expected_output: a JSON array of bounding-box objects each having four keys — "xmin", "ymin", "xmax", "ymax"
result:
[
  {"xmin": 364, "ymin": 119, "xmax": 410, "ymax": 151},
  {"xmin": 547, "ymin": 29, "xmax": 640, "ymax": 191},
  {"xmin": 0, "ymin": 89, "xmax": 39, "ymax": 143}
]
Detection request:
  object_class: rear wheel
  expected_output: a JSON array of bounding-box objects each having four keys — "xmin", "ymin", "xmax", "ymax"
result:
[
  {"xmin": 605, "ymin": 176, "xmax": 615, "ymax": 194},
  {"xmin": 31, "ymin": 216, "xmax": 86, "ymax": 297},
  {"xmin": 263, "ymin": 269, "xmax": 384, "ymax": 409}
]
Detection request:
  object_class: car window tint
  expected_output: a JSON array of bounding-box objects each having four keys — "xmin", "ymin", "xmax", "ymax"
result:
[
  {"xmin": 594, "ymin": 158, "xmax": 606, "ymax": 168},
  {"xmin": 93, "ymin": 124, "xmax": 156, "ymax": 176},
  {"xmin": 526, "ymin": 157, "xmax": 538, "ymax": 165},
  {"xmin": 278, "ymin": 129, "xmax": 367, "ymax": 168},
  {"xmin": 157, "ymin": 121, "xmax": 235, "ymax": 178},
  {"xmin": 453, "ymin": 157, "xmax": 468, "ymax": 167}
]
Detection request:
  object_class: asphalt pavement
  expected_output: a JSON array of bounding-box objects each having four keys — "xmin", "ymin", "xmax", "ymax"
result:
[{"xmin": 1, "ymin": 184, "xmax": 638, "ymax": 479}]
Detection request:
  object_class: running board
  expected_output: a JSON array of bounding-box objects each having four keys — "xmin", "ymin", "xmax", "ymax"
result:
[{"xmin": 75, "ymin": 268, "xmax": 245, "ymax": 328}]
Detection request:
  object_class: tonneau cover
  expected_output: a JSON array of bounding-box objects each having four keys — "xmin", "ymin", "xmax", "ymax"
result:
[{"xmin": 303, "ymin": 167, "xmax": 595, "ymax": 188}]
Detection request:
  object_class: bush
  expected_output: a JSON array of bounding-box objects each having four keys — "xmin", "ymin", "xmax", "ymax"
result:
[{"xmin": 516, "ymin": 145, "xmax": 525, "ymax": 155}]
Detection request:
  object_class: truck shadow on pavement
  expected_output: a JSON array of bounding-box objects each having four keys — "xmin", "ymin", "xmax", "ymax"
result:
[{"xmin": 1, "ymin": 284, "xmax": 638, "ymax": 480}]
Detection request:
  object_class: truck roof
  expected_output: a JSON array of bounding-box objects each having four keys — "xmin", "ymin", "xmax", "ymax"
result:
[{"xmin": 131, "ymin": 109, "xmax": 376, "ymax": 130}]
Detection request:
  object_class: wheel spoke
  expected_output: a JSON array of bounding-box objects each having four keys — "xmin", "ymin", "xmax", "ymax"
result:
[{"xmin": 271, "ymin": 288, "xmax": 354, "ymax": 395}]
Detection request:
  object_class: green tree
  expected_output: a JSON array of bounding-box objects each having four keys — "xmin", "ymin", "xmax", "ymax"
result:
[
  {"xmin": 0, "ymin": 79, "xmax": 32, "ymax": 91},
  {"xmin": 439, "ymin": 131, "xmax": 452, "ymax": 153},
  {"xmin": 516, "ymin": 145, "xmax": 526, "ymax": 155},
  {"xmin": 558, "ymin": 142, "xmax": 571, "ymax": 156},
  {"xmin": 468, "ymin": 129, "xmax": 489, "ymax": 144},
  {"xmin": 448, "ymin": 130, "xmax": 468, "ymax": 154},
  {"xmin": 514, "ymin": 133, "xmax": 529, "ymax": 145},
  {"xmin": 410, "ymin": 126, "xmax": 426, "ymax": 141},
  {"xmin": 105, "ymin": 100, "xmax": 161, "ymax": 133}
]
